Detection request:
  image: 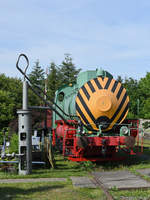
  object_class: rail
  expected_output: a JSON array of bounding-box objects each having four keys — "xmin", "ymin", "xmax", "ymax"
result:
[{"xmin": 91, "ymin": 172, "xmax": 114, "ymax": 200}]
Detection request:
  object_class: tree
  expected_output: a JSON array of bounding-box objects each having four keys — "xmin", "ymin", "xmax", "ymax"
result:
[
  {"xmin": 0, "ymin": 74, "xmax": 22, "ymax": 110},
  {"xmin": 0, "ymin": 74, "xmax": 22, "ymax": 130},
  {"xmin": 47, "ymin": 62, "xmax": 59, "ymax": 100},
  {"xmin": 0, "ymin": 128, "xmax": 9, "ymax": 145},
  {"xmin": 28, "ymin": 60, "xmax": 45, "ymax": 89},
  {"xmin": 138, "ymin": 72, "xmax": 150, "ymax": 118},
  {"xmin": 122, "ymin": 77, "xmax": 140, "ymax": 118},
  {"xmin": 28, "ymin": 60, "xmax": 45, "ymax": 106},
  {"xmin": 116, "ymin": 75, "xmax": 123, "ymax": 83},
  {"xmin": 142, "ymin": 98, "xmax": 150, "ymax": 118},
  {"xmin": 59, "ymin": 54, "xmax": 81, "ymax": 86},
  {"xmin": 0, "ymin": 90, "xmax": 15, "ymax": 128},
  {"xmin": 47, "ymin": 54, "xmax": 81, "ymax": 100},
  {"xmin": 9, "ymin": 133, "xmax": 18, "ymax": 153}
]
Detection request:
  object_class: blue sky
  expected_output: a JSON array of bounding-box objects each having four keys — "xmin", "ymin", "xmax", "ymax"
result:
[{"xmin": 0, "ymin": 0, "xmax": 150, "ymax": 80}]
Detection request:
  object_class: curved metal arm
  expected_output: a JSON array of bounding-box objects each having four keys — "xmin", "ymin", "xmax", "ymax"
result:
[
  {"xmin": 16, "ymin": 54, "xmax": 78, "ymax": 124},
  {"xmin": 16, "ymin": 54, "xmax": 78, "ymax": 119},
  {"xmin": 16, "ymin": 54, "xmax": 29, "ymax": 80}
]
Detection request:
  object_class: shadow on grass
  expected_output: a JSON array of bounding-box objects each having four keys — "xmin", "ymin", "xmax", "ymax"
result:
[
  {"xmin": 50, "ymin": 148, "xmax": 150, "ymax": 173},
  {"xmin": 0, "ymin": 184, "xmax": 64, "ymax": 200},
  {"xmin": 95, "ymin": 148, "xmax": 150, "ymax": 170},
  {"xmin": 1, "ymin": 148, "xmax": 150, "ymax": 179}
]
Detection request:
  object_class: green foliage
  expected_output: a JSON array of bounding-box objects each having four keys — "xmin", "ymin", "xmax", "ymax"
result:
[
  {"xmin": 138, "ymin": 72, "xmax": 150, "ymax": 118},
  {"xmin": 111, "ymin": 189, "xmax": 150, "ymax": 200},
  {"xmin": 0, "ymin": 74, "xmax": 22, "ymax": 129},
  {"xmin": 0, "ymin": 181, "xmax": 105, "ymax": 200},
  {"xmin": 111, "ymin": 74, "xmax": 150, "ymax": 119},
  {"xmin": 122, "ymin": 77, "xmax": 139, "ymax": 118},
  {"xmin": 118, "ymin": 73, "xmax": 150, "ymax": 119},
  {"xmin": 0, "ymin": 74, "xmax": 22, "ymax": 109},
  {"xmin": 141, "ymin": 98, "xmax": 150, "ymax": 119},
  {"xmin": 0, "ymin": 54, "xmax": 81, "ymax": 133},
  {"xmin": 0, "ymin": 128, "xmax": 9, "ymax": 145},
  {"xmin": 28, "ymin": 60, "xmax": 45, "ymax": 106},
  {"xmin": 116, "ymin": 75, "xmax": 123, "ymax": 83},
  {"xmin": 1, "ymin": 54, "xmax": 150, "ymax": 141},
  {"xmin": 9, "ymin": 134, "xmax": 18, "ymax": 153},
  {"xmin": 47, "ymin": 54, "xmax": 81, "ymax": 100},
  {"xmin": 139, "ymin": 72, "xmax": 150, "ymax": 97},
  {"xmin": 111, "ymin": 186, "xmax": 118, "ymax": 191},
  {"xmin": 47, "ymin": 62, "xmax": 60, "ymax": 100},
  {"xmin": 79, "ymin": 161, "xmax": 96, "ymax": 171},
  {"xmin": 59, "ymin": 53, "xmax": 81, "ymax": 86},
  {"xmin": 28, "ymin": 60, "xmax": 45, "ymax": 89},
  {"xmin": 0, "ymin": 90, "xmax": 15, "ymax": 128},
  {"xmin": 142, "ymin": 121, "xmax": 150, "ymax": 129}
]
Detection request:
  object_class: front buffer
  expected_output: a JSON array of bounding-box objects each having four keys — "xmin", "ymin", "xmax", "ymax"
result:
[{"xmin": 52, "ymin": 119, "xmax": 140, "ymax": 162}]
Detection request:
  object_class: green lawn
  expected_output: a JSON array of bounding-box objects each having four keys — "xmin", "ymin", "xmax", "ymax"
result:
[
  {"xmin": 0, "ymin": 154, "xmax": 90, "ymax": 179},
  {"xmin": 110, "ymin": 189, "xmax": 150, "ymax": 200},
  {"xmin": 1, "ymin": 142, "xmax": 150, "ymax": 199},
  {"xmin": 0, "ymin": 181, "xmax": 106, "ymax": 200}
]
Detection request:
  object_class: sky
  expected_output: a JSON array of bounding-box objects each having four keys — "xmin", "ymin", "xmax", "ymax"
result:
[{"xmin": 0, "ymin": 0, "xmax": 150, "ymax": 80}]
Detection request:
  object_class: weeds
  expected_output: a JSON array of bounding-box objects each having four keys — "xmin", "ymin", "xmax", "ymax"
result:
[{"xmin": 79, "ymin": 161, "xmax": 96, "ymax": 171}]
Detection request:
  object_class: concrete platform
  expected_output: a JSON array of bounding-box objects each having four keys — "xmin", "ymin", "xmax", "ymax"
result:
[
  {"xmin": 71, "ymin": 176, "xmax": 97, "ymax": 188},
  {"xmin": 137, "ymin": 168, "xmax": 150, "ymax": 177},
  {"xmin": 92, "ymin": 170, "xmax": 150, "ymax": 190}
]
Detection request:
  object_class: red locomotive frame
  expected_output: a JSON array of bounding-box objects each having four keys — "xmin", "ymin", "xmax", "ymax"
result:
[{"xmin": 52, "ymin": 119, "xmax": 142, "ymax": 162}]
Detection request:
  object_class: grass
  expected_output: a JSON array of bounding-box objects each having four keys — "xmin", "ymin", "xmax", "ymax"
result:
[
  {"xmin": 0, "ymin": 181, "xmax": 106, "ymax": 200},
  {"xmin": 142, "ymin": 138, "xmax": 150, "ymax": 147},
  {"xmin": 110, "ymin": 189, "xmax": 150, "ymax": 200},
  {"xmin": 0, "ymin": 154, "xmax": 90, "ymax": 179},
  {"xmin": 0, "ymin": 154, "xmax": 106, "ymax": 199},
  {"xmin": 106, "ymin": 142, "xmax": 150, "ymax": 200},
  {"xmin": 1, "ymin": 141, "xmax": 150, "ymax": 199}
]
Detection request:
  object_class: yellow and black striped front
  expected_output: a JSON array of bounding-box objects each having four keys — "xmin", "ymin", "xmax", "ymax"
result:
[{"xmin": 75, "ymin": 77, "xmax": 129, "ymax": 132}]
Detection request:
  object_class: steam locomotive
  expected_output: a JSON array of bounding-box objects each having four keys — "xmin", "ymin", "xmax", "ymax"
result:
[{"xmin": 52, "ymin": 69, "xmax": 140, "ymax": 161}]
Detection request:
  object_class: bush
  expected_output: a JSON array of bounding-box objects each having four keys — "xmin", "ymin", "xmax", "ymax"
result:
[
  {"xmin": 9, "ymin": 134, "xmax": 18, "ymax": 153},
  {"xmin": 0, "ymin": 127, "xmax": 9, "ymax": 145},
  {"xmin": 142, "ymin": 121, "xmax": 150, "ymax": 129},
  {"xmin": 79, "ymin": 161, "xmax": 96, "ymax": 171}
]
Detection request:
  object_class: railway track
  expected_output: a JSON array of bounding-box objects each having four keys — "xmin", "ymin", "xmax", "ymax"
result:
[{"xmin": 91, "ymin": 173, "xmax": 114, "ymax": 200}]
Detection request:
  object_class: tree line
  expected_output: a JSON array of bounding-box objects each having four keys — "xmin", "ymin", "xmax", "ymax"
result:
[
  {"xmin": 0, "ymin": 54, "xmax": 80, "ymax": 134},
  {"xmin": 0, "ymin": 54, "xmax": 150, "ymax": 135}
]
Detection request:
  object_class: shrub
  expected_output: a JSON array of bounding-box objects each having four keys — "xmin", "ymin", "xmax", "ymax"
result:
[
  {"xmin": 142, "ymin": 121, "xmax": 150, "ymax": 129},
  {"xmin": 9, "ymin": 134, "xmax": 18, "ymax": 153}
]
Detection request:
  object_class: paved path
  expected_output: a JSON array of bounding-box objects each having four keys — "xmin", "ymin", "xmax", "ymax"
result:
[
  {"xmin": 71, "ymin": 169, "xmax": 150, "ymax": 189},
  {"xmin": 0, "ymin": 178, "xmax": 67, "ymax": 183},
  {"xmin": 70, "ymin": 176, "xmax": 97, "ymax": 188},
  {"xmin": 1, "ymin": 169, "xmax": 150, "ymax": 190},
  {"xmin": 137, "ymin": 168, "xmax": 150, "ymax": 177},
  {"xmin": 92, "ymin": 170, "xmax": 150, "ymax": 190}
]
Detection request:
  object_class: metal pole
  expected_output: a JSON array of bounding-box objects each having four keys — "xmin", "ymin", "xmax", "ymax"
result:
[
  {"xmin": 23, "ymin": 81, "xmax": 28, "ymax": 110},
  {"xmin": 17, "ymin": 80, "xmax": 32, "ymax": 175},
  {"xmin": 44, "ymin": 68, "xmax": 48, "ymax": 135},
  {"xmin": 137, "ymin": 99, "xmax": 140, "ymax": 117}
]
